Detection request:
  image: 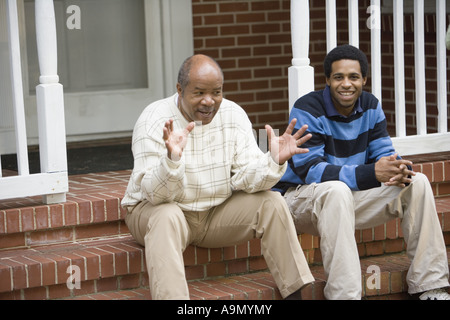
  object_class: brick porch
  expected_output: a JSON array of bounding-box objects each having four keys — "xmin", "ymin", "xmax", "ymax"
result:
[{"xmin": 0, "ymin": 153, "xmax": 449, "ymax": 300}]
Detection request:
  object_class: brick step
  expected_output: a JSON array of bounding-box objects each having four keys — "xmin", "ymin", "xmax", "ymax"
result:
[
  {"xmin": 0, "ymin": 235, "xmax": 141, "ymax": 299},
  {"xmin": 0, "ymin": 235, "xmax": 275, "ymax": 300},
  {"xmin": 0, "ymin": 171, "xmax": 131, "ymax": 250},
  {"xmin": 64, "ymin": 247, "xmax": 450, "ymax": 301},
  {"xmin": 0, "ymin": 158, "xmax": 449, "ymax": 300},
  {"xmin": 67, "ymin": 272, "xmax": 282, "ymax": 301},
  {"xmin": 1, "ymin": 159, "xmax": 449, "ymax": 250},
  {"xmin": 63, "ymin": 279, "xmax": 412, "ymax": 301},
  {"xmin": 1, "ymin": 232, "xmax": 448, "ymax": 300},
  {"xmin": 409, "ymin": 160, "xmax": 450, "ymax": 198},
  {"xmin": 1, "ymin": 169, "xmax": 449, "ymax": 257}
]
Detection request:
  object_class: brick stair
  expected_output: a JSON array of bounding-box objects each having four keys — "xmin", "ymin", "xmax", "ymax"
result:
[{"xmin": 0, "ymin": 156, "xmax": 449, "ymax": 300}]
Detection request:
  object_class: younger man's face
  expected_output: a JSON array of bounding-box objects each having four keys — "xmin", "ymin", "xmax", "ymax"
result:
[{"xmin": 326, "ymin": 59, "xmax": 367, "ymax": 117}]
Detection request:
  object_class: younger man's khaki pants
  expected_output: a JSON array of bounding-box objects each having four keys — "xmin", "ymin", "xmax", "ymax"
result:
[
  {"xmin": 125, "ymin": 190, "xmax": 314, "ymax": 300},
  {"xmin": 284, "ymin": 172, "xmax": 449, "ymax": 300}
]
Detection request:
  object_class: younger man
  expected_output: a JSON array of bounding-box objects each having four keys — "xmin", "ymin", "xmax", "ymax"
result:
[{"xmin": 275, "ymin": 45, "xmax": 449, "ymax": 300}]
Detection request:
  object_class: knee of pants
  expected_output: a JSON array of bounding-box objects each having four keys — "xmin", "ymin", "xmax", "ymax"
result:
[
  {"xmin": 314, "ymin": 181, "xmax": 355, "ymax": 223},
  {"xmin": 248, "ymin": 191, "xmax": 290, "ymax": 220},
  {"xmin": 410, "ymin": 172, "xmax": 430, "ymax": 190},
  {"xmin": 262, "ymin": 190, "xmax": 287, "ymax": 205},
  {"xmin": 316, "ymin": 181, "xmax": 353, "ymax": 205},
  {"xmin": 148, "ymin": 206, "xmax": 185, "ymax": 229},
  {"xmin": 258, "ymin": 191, "xmax": 291, "ymax": 216},
  {"xmin": 144, "ymin": 203, "xmax": 188, "ymax": 242},
  {"xmin": 252, "ymin": 191, "xmax": 294, "ymax": 236}
]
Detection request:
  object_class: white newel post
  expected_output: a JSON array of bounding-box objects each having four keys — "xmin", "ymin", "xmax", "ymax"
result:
[
  {"xmin": 289, "ymin": 0, "xmax": 314, "ymax": 111},
  {"xmin": 35, "ymin": 0, "xmax": 68, "ymax": 204}
]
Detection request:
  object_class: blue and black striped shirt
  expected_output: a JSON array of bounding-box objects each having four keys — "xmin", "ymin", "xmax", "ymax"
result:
[{"xmin": 274, "ymin": 86, "xmax": 397, "ymax": 193}]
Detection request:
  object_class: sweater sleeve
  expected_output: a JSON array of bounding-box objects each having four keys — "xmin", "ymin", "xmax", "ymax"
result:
[
  {"xmin": 122, "ymin": 99, "xmax": 188, "ymax": 206},
  {"xmin": 230, "ymin": 108, "xmax": 287, "ymax": 193}
]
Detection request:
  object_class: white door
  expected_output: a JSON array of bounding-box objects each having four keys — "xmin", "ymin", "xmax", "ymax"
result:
[{"xmin": 0, "ymin": 0, "xmax": 193, "ymax": 150}]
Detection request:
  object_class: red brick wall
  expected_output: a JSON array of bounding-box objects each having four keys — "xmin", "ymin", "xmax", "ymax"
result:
[
  {"xmin": 192, "ymin": 0, "xmax": 450, "ymax": 136},
  {"xmin": 192, "ymin": 0, "xmax": 292, "ymax": 132}
]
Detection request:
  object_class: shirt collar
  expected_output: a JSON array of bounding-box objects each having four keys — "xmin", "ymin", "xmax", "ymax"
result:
[{"xmin": 323, "ymin": 85, "xmax": 363, "ymax": 117}]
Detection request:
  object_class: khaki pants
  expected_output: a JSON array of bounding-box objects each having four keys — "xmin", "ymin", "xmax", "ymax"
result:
[
  {"xmin": 125, "ymin": 190, "xmax": 314, "ymax": 300},
  {"xmin": 285, "ymin": 172, "xmax": 449, "ymax": 300}
]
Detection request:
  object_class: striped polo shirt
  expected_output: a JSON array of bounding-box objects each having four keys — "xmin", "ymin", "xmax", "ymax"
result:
[{"xmin": 274, "ymin": 86, "xmax": 397, "ymax": 193}]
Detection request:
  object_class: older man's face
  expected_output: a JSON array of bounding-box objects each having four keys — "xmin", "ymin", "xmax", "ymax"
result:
[{"xmin": 177, "ymin": 62, "xmax": 223, "ymax": 125}]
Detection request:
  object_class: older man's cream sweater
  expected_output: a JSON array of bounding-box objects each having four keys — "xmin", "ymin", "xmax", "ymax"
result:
[{"xmin": 121, "ymin": 94, "xmax": 286, "ymax": 212}]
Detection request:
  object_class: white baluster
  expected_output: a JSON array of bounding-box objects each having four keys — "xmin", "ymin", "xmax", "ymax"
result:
[
  {"xmin": 289, "ymin": 0, "xmax": 314, "ymax": 110},
  {"xmin": 326, "ymin": 0, "xmax": 337, "ymax": 53},
  {"xmin": 35, "ymin": 0, "xmax": 68, "ymax": 204},
  {"xmin": 436, "ymin": 0, "xmax": 447, "ymax": 133},
  {"xmin": 348, "ymin": 0, "xmax": 359, "ymax": 47},
  {"xmin": 6, "ymin": 0, "xmax": 29, "ymax": 176},
  {"xmin": 35, "ymin": 0, "xmax": 59, "ymax": 85},
  {"xmin": 393, "ymin": 0, "xmax": 406, "ymax": 138},
  {"xmin": 414, "ymin": 0, "xmax": 427, "ymax": 135},
  {"xmin": 369, "ymin": 0, "xmax": 382, "ymax": 102}
]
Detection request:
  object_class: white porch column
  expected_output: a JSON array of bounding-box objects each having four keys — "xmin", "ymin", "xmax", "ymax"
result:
[
  {"xmin": 288, "ymin": 0, "xmax": 314, "ymax": 110},
  {"xmin": 35, "ymin": 0, "xmax": 68, "ymax": 204}
]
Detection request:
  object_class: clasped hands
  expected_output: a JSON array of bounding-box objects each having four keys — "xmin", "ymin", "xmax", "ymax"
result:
[
  {"xmin": 375, "ymin": 153, "xmax": 415, "ymax": 188},
  {"xmin": 162, "ymin": 118, "xmax": 311, "ymax": 164}
]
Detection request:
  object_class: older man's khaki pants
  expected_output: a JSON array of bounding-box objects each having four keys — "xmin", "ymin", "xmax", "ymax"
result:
[
  {"xmin": 285, "ymin": 172, "xmax": 449, "ymax": 300},
  {"xmin": 125, "ymin": 190, "xmax": 314, "ymax": 300}
]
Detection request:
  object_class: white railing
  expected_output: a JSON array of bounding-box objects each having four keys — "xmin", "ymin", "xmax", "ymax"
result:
[
  {"xmin": 0, "ymin": 0, "xmax": 68, "ymax": 204},
  {"xmin": 290, "ymin": 0, "xmax": 450, "ymax": 156}
]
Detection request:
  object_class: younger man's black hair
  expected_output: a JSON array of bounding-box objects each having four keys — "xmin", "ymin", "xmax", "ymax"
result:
[{"xmin": 323, "ymin": 44, "xmax": 369, "ymax": 78}]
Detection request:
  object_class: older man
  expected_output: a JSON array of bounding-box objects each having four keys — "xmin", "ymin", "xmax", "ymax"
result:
[{"xmin": 121, "ymin": 54, "xmax": 314, "ymax": 300}]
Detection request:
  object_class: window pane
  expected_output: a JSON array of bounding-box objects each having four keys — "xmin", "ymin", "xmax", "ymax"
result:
[{"xmin": 25, "ymin": 0, "xmax": 148, "ymax": 93}]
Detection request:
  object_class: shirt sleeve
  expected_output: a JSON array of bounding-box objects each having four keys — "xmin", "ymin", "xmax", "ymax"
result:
[
  {"xmin": 230, "ymin": 111, "xmax": 287, "ymax": 193},
  {"xmin": 126, "ymin": 109, "xmax": 187, "ymax": 206}
]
